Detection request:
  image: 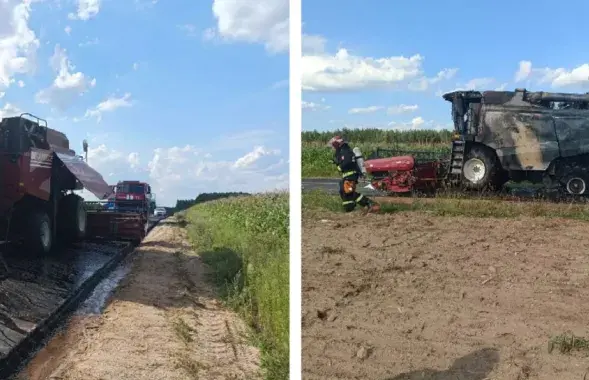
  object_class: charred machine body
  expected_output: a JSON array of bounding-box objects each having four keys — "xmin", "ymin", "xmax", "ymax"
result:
[{"xmin": 362, "ymin": 88, "xmax": 589, "ymax": 196}]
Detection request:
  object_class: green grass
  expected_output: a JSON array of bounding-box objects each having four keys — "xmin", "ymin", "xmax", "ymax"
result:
[
  {"xmin": 303, "ymin": 190, "xmax": 589, "ymax": 221},
  {"xmin": 184, "ymin": 192, "xmax": 289, "ymax": 380},
  {"xmin": 302, "ymin": 127, "xmax": 453, "ymax": 178}
]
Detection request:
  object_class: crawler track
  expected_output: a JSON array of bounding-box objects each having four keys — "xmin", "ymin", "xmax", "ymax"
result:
[{"xmin": 0, "ymin": 220, "xmax": 160, "ymax": 379}]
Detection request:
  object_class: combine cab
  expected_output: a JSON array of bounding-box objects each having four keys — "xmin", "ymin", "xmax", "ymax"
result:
[{"xmin": 85, "ymin": 180, "xmax": 154, "ymax": 244}]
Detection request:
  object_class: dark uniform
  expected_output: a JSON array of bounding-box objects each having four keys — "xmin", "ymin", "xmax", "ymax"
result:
[{"xmin": 333, "ymin": 142, "xmax": 374, "ymax": 212}]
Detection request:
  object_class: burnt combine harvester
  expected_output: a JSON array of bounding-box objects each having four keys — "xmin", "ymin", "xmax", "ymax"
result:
[
  {"xmin": 0, "ymin": 113, "xmax": 151, "ymax": 257},
  {"xmin": 361, "ymin": 88, "xmax": 589, "ymax": 196}
]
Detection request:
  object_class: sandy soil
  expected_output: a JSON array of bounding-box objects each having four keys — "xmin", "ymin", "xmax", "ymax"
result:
[
  {"xmin": 302, "ymin": 210, "xmax": 589, "ymax": 380},
  {"xmin": 17, "ymin": 218, "xmax": 261, "ymax": 380}
]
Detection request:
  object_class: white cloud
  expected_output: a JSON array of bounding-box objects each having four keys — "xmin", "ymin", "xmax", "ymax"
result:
[
  {"xmin": 84, "ymin": 93, "xmax": 133, "ymax": 122},
  {"xmin": 348, "ymin": 106, "xmax": 384, "ymax": 114},
  {"xmin": 132, "ymin": 62, "xmax": 139, "ymax": 70},
  {"xmin": 233, "ymin": 146, "xmax": 280, "ymax": 168},
  {"xmin": 302, "ymin": 100, "xmax": 330, "ymax": 111},
  {"xmin": 205, "ymin": 0, "xmax": 289, "ymax": 53},
  {"xmin": 515, "ymin": 60, "xmax": 532, "ymax": 82},
  {"xmin": 388, "ymin": 116, "xmax": 451, "ymax": 131},
  {"xmin": 0, "ymin": 0, "xmax": 39, "ymax": 90},
  {"xmin": 64, "ymin": 26, "xmax": 72, "ymax": 35},
  {"xmin": 35, "ymin": 44, "xmax": 96, "ymax": 110},
  {"xmin": 17, "ymin": 80, "xmax": 24, "ymax": 88},
  {"xmin": 387, "ymin": 104, "xmax": 419, "ymax": 114},
  {"xmin": 68, "ymin": 0, "xmax": 101, "ymax": 21},
  {"xmin": 302, "ymin": 47, "xmax": 457, "ymax": 92},
  {"xmin": 127, "ymin": 152, "xmax": 140, "ymax": 169},
  {"xmin": 345, "ymin": 104, "xmax": 418, "ymax": 115},
  {"xmin": 0, "ymin": 103, "xmax": 21, "ymax": 119},
  {"xmin": 515, "ymin": 60, "xmax": 589, "ymax": 88},
  {"xmin": 146, "ymin": 145, "xmax": 287, "ymax": 206}
]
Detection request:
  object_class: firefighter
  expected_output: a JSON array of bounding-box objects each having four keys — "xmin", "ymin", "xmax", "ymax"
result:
[{"xmin": 329, "ymin": 136, "xmax": 380, "ymax": 213}]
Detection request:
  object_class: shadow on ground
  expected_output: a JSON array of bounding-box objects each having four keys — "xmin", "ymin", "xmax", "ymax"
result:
[{"xmin": 384, "ymin": 348, "xmax": 499, "ymax": 380}]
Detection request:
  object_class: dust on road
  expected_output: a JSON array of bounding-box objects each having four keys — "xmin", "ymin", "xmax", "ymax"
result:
[
  {"xmin": 18, "ymin": 218, "xmax": 261, "ymax": 380},
  {"xmin": 302, "ymin": 211, "xmax": 589, "ymax": 379}
]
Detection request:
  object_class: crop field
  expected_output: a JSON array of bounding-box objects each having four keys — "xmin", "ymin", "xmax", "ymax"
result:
[
  {"xmin": 302, "ymin": 191, "xmax": 589, "ymax": 379},
  {"xmin": 302, "ymin": 129, "xmax": 452, "ymax": 178},
  {"xmin": 185, "ymin": 192, "xmax": 289, "ymax": 380}
]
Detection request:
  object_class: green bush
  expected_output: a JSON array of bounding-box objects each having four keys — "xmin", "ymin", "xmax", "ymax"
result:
[{"xmin": 185, "ymin": 192, "xmax": 289, "ymax": 380}]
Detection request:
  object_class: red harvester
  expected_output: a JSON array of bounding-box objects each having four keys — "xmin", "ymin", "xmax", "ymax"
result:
[
  {"xmin": 361, "ymin": 148, "xmax": 448, "ymax": 195},
  {"xmin": 0, "ymin": 113, "xmax": 149, "ymax": 256}
]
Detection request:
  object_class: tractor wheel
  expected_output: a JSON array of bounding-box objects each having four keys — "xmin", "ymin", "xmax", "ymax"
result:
[
  {"xmin": 561, "ymin": 172, "xmax": 589, "ymax": 196},
  {"xmin": 24, "ymin": 211, "xmax": 52, "ymax": 256},
  {"xmin": 59, "ymin": 194, "xmax": 87, "ymax": 243},
  {"xmin": 461, "ymin": 146, "xmax": 505, "ymax": 191}
]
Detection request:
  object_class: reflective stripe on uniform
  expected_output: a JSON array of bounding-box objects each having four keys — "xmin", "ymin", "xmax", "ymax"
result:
[
  {"xmin": 342, "ymin": 170, "xmax": 356, "ymax": 178},
  {"xmin": 342, "ymin": 200, "xmax": 355, "ymax": 205},
  {"xmin": 356, "ymin": 194, "xmax": 364, "ymax": 202}
]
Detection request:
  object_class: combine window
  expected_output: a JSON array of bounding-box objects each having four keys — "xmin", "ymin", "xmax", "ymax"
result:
[{"xmin": 117, "ymin": 183, "xmax": 145, "ymax": 194}]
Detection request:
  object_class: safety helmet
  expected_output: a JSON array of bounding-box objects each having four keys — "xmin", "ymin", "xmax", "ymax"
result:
[{"xmin": 328, "ymin": 135, "xmax": 345, "ymax": 149}]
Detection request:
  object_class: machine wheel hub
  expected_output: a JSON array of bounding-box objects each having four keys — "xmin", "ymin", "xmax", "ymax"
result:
[
  {"xmin": 463, "ymin": 158, "xmax": 486, "ymax": 183},
  {"xmin": 566, "ymin": 177, "xmax": 586, "ymax": 195}
]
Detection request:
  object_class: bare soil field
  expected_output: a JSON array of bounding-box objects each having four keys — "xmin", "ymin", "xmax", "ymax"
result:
[
  {"xmin": 16, "ymin": 218, "xmax": 261, "ymax": 380},
  {"xmin": 302, "ymin": 210, "xmax": 589, "ymax": 380}
]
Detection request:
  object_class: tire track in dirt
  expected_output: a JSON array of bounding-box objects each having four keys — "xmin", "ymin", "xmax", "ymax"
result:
[{"xmin": 17, "ymin": 218, "xmax": 261, "ymax": 380}]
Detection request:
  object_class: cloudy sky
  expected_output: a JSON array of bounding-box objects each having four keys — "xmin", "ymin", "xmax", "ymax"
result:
[
  {"xmin": 302, "ymin": 0, "xmax": 589, "ymax": 132},
  {"xmin": 0, "ymin": 0, "xmax": 289, "ymax": 206}
]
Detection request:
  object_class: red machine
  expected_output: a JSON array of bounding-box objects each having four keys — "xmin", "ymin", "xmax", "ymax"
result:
[
  {"xmin": 86, "ymin": 181, "xmax": 154, "ymax": 244},
  {"xmin": 0, "ymin": 113, "xmax": 149, "ymax": 256},
  {"xmin": 362, "ymin": 149, "xmax": 446, "ymax": 195}
]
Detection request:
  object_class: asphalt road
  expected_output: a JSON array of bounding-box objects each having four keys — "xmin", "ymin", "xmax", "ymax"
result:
[{"xmin": 302, "ymin": 178, "xmax": 381, "ymax": 196}]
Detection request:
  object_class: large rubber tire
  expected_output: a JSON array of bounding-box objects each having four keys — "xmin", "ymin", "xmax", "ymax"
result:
[
  {"xmin": 561, "ymin": 172, "xmax": 589, "ymax": 195},
  {"xmin": 461, "ymin": 146, "xmax": 506, "ymax": 191},
  {"xmin": 24, "ymin": 211, "xmax": 52, "ymax": 256},
  {"xmin": 58, "ymin": 194, "xmax": 87, "ymax": 243}
]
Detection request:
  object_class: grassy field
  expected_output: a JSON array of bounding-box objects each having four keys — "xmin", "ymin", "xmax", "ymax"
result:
[
  {"xmin": 302, "ymin": 128, "xmax": 452, "ymax": 178},
  {"xmin": 184, "ymin": 192, "xmax": 289, "ymax": 380},
  {"xmin": 302, "ymin": 190, "xmax": 589, "ymax": 221}
]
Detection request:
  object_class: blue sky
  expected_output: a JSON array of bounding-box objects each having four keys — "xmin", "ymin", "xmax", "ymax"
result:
[
  {"xmin": 0, "ymin": 0, "xmax": 289, "ymax": 206},
  {"xmin": 302, "ymin": 0, "xmax": 589, "ymax": 132}
]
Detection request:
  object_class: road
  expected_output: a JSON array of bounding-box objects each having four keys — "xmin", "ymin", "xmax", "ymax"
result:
[{"xmin": 302, "ymin": 178, "xmax": 381, "ymax": 196}]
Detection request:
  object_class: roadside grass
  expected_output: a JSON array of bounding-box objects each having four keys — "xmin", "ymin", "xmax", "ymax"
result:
[
  {"xmin": 184, "ymin": 192, "xmax": 289, "ymax": 380},
  {"xmin": 303, "ymin": 190, "xmax": 589, "ymax": 221}
]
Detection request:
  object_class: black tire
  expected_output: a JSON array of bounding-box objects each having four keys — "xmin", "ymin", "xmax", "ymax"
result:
[
  {"xmin": 561, "ymin": 172, "xmax": 589, "ymax": 195},
  {"xmin": 58, "ymin": 194, "xmax": 87, "ymax": 243},
  {"xmin": 461, "ymin": 145, "xmax": 505, "ymax": 191},
  {"xmin": 24, "ymin": 211, "xmax": 52, "ymax": 256}
]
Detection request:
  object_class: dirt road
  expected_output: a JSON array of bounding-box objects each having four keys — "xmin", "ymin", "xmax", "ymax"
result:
[
  {"xmin": 302, "ymin": 211, "xmax": 589, "ymax": 379},
  {"xmin": 17, "ymin": 218, "xmax": 261, "ymax": 380}
]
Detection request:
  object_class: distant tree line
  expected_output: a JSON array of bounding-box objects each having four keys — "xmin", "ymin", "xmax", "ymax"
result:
[{"xmin": 173, "ymin": 192, "xmax": 250, "ymax": 212}]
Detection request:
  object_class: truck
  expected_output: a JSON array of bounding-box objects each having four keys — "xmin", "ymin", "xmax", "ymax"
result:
[
  {"xmin": 0, "ymin": 113, "xmax": 113, "ymax": 256},
  {"xmin": 85, "ymin": 180, "xmax": 155, "ymax": 244},
  {"xmin": 362, "ymin": 88, "xmax": 589, "ymax": 196}
]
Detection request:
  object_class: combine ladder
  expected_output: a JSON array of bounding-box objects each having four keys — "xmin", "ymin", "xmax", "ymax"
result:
[{"xmin": 446, "ymin": 140, "xmax": 465, "ymax": 186}]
